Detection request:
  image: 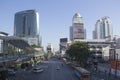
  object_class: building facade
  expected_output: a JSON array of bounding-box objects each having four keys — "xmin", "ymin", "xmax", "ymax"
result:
[
  {"xmin": 93, "ymin": 17, "xmax": 113, "ymax": 40},
  {"xmin": 14, "ymin": 10, "xmax": 40, "ymax": 45},
  {"xmin": 59, "ymin": 38, "xmax": 68, "ymax": 55},
  {"xmin": 47, "ymin": 43, "xmax": 53, "ymax": 53},
  {"xmin": 70, "ymin": 13, "xmax": 86, "ymax": 41},
  {"xmin": 0, "ymin": 32, "xmax": 8, "ymax": 54}
]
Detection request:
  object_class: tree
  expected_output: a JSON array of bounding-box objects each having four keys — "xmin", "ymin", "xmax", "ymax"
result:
[
  {"xmin": 31, "ymin": 44, "xmax": 42, "ymax": 48},
  {"xmin": 66, "ymin": 41, "xmax": 90, "ymax": 66}
]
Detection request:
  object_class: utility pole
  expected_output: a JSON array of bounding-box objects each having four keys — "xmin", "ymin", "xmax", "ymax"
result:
[{"xmin": 115, "ymin": 53, "xmax": 118, "ymax": 78}]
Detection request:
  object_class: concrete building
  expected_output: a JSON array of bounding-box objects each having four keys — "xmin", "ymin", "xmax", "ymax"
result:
[
  {"xmin": 14, "ymin": 9, "xmax": 40, "ymax": 46},
  {"xmin": 59, "ymin": 38, "xmax": 68, "ymax": 55},
  {"xmin": 112, "ymin": 36, "xmax": 120, "ymax": 60},
  {"xmin": 68, "ymin": 39, "xmax": 112, "ymax": 61},
  {"xmin": 0, "ymin": 32, "xmax": 8, "ymax": 54},
  {"xmin": 93, "ymin": 17, "xmax": 113, "ymax": 40},
  {"xmin": 70, "ymin": 13, "xmax": 86, "ymax": 41},
  {"xmin": 47, "ymin": 43, "xmax": 53, "ymax": 53}
]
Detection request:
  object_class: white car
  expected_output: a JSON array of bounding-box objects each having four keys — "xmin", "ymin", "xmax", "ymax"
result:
[{"xmin": 33, "ymin": 68, "xmax": 44, "ymax": 73}]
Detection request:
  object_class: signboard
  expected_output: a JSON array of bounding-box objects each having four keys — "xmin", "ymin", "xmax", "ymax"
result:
[
  {"xmin": 73, "ymin": 23, "xmax": 84, "ymax": 39},
  {"xmin": 73, "ymin": 33, "xmax": 84, "ymax": 39},
  {"xmin": 111, "ymin": 60, "xmax": 117, "ymax": 69},
  {"xmin": 60, "ymin": 38, "xmax": 68, "ymax": 42},
  {"xmin": 28, "ymin": 38, "xmax": 38, "ymax": 45},
  {"xmin": 111, "ymin": 60, "xmax": 120, "ymax": 70}
]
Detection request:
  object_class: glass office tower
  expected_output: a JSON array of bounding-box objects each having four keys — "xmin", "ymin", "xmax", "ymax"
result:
[
  {"xmin": 14, "ymin": 10, "xmax": 39, "ymax": 37},
  {"xmin": 14, "ymin": 10, "xmax": 40, "ymax": 45}
]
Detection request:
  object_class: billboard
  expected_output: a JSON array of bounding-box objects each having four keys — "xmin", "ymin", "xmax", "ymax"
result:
[
  {"xmin": 27, "ymin": 38, "xmax": 38, "ymax": 45},
  {"xmin": 60, "ymin": 38, "xmax": 68, "ymax": 42},
  {"xmin": 111, "ymin": 60, "xmax": 120, "ymax": 70},
  {"xmin": 73, "ymin": 23, "xmax": 84, "ymax": 39}
]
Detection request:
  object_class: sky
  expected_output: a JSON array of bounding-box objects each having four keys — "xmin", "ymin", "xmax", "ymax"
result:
[{"xmin": 0, "ymin": 0, "xmax": 120, "ymax": 50}]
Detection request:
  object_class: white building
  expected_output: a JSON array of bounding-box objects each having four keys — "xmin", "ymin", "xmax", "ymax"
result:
[
  {"xmin": 93, "ymin": 17, "xmax": 113, "ymax": 40},
  {"xmin": 69, "ymin": 39, "xmax": 112, "ymax": 61},
  {"xmin": 47, "ymin": 43, "xmax": 53, "ymax": 53}
]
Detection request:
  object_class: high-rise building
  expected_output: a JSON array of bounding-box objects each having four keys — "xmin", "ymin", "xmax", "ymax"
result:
[
  {"xmin": 70, "ymin": 13, "xmax": 86, "ymax": 41},
  {"xmin": 59, "ymin": 38, "xmax": 68, "ymax": 54},
  {"xmin": 93, "ymin": 17, "xmax": 113, "ymax": 40},
  {"xmin": 14, "ymin": 10, "xmax": 40, "ymax": 45}
]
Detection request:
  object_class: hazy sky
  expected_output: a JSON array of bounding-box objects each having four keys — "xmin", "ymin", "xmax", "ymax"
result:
[{"xmin": 0, "ymin": 0, "xmax": 120, "ymax": 50}]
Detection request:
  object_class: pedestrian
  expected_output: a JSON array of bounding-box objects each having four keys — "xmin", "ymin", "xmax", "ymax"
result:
[
  {"xmin": 108, "ymin": 71, "xmax": 111, "ymax": 77},
  {"xmin": 105, "ymin": 70, "xmax": 107, "ymax": 74},
  {"xmin": 62, "ymin": 63, "xmax": 63, "ymax": 66},
  {"xmin": 94, "ymin": 66, "xmax": 97, "ymax": 71},
  {"xmin": 94, "ymin": 65, "xmax": 97, "ymax": 71}
]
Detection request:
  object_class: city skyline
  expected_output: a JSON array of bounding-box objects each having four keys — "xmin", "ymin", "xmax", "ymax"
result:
[{"xmin": 0, "ymin": 0, "xmax": 120, "ymax": 49}]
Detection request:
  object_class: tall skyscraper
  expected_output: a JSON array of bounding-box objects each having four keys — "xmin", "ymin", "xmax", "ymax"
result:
[
  {"xmin": 70, "ymin": 13, "xmax": 85, "ymax": 41},
  {"xmin": 14, "ymin": 10, "xmax": 40, "ymax": 45},
  {"xmin": 93, "ymin": 17, "xmax": 113, "ymax": 40}
]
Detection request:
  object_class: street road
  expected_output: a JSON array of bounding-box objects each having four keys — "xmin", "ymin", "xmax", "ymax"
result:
[{"xmin": 17, "ymin": 57, "xmax": 79, "ymax": 80}]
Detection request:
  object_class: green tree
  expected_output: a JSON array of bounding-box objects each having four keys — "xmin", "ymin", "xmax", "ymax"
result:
[
  {"xmin": 31, "ymin": 44, "xmax": 42, "ymax": 48},
  {"xmin": 44, "ymin": 53, "xmax": 48, "ymax": 59},
  {"xmin": 66, "ymin": 41, "xmax": 90, "ymax": 66},
  {"xmin": 8, "ymin": 45, "xmax": 16, "ymax": 55}
]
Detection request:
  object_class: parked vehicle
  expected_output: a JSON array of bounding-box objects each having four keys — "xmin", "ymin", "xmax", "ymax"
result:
[
  {"xmin": 56, "ymin": 66, "xmax": 60, "ymax": 70},
  {"xmin": 8, "ymin": 69, "xmax": 16, "ymax": 76},
  {"xmin": 33, "ymin": 67, "xmax": 44, "ymax": 73}
]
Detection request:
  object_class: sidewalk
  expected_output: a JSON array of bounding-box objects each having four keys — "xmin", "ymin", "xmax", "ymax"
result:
[{"xmin": 97, "ymin": 63, "xmax": 120, "ymax": 80}]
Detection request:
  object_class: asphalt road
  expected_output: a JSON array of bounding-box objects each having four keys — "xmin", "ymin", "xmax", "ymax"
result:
[{"xmin": 16, "ymin": 57, "xmax": 79, "ymax": 80}]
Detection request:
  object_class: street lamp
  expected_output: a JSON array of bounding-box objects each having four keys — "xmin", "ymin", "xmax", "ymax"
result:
[
  {"xmin": 112, "ymin": 36, "xmax": 119, "ymax": 78},
  {"xmin": 115, "ymin": 53, "xmax": 118, "ymax": 78}
]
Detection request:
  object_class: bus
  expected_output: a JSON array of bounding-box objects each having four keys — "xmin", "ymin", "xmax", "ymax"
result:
[{"xmin": 74, "ymin": 67, "xmax": 90, "ymax": 80}]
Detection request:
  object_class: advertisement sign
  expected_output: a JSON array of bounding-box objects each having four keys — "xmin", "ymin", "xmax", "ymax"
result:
[
  {"xmin": 60, "ymin": 38, "xmax": 68, "ymax": 42},
  {"xmin": 111, "ymin": 60, "xmax": 120, "ymax": 70},
  {"xmin": 73, "ymin": 23, "xmax": 84, "ymax": 39},
  {"xmin": 111, "ymin": 60, "xmax": 117, "ymax": 69},
  {"xmin": 28, "ymin": 38, "xmax": 38, "ymax": 45}
]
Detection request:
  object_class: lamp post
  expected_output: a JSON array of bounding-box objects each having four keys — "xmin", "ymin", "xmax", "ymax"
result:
[
  {"xmin": 112, "ymin": 36, "xmax": 118, "ymax": 78},
  {"xmin": 115, "ymin": 53, "xmax": 118, "ymax": 78}
]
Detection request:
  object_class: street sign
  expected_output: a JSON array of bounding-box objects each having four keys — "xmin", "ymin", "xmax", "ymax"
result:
[
  {"xmin": 111, "ymin": 60, "xmax": 120, "ymax": 70},
  {"xmin": 111, "ymin": 60, "xmax": 117, "ymax": 69}
]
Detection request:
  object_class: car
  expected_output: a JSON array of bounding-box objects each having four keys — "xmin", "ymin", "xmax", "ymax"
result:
[
  {"xmin": 56, "ymin": 66, "xmax": 60, "ymax": 70},
  {"xmin": 66, "ymin": 62, "xmax": 71, "ymax": 65},
  {"xmin": 8, "ymin": 69, "xmax": 16, "ymax": 76},
  {"xmin": 33, "ymin": 67, "xmax": 44, "ymax": 73}
]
